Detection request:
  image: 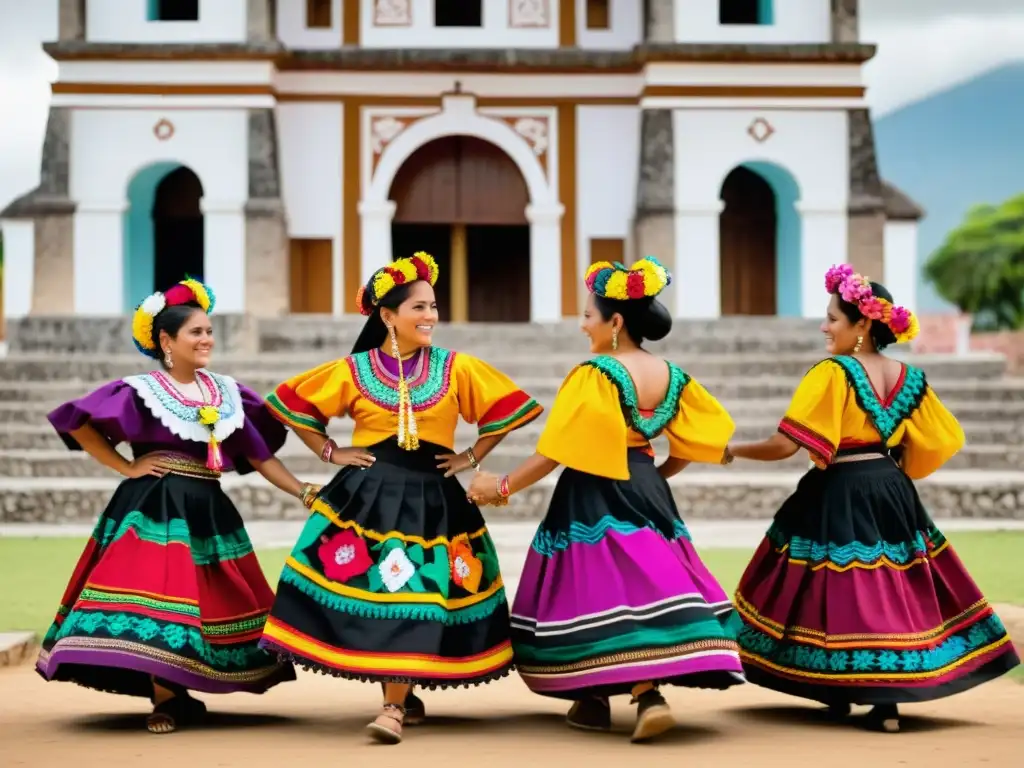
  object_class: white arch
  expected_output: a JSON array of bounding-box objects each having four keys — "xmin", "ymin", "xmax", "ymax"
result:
[
  {"xmin": 365, "ymin": 96, "xmax": 555, "ymax": 207},
  {"xmin": 359, "ymin": 94, "xmax": 564, "ymax": 322}
]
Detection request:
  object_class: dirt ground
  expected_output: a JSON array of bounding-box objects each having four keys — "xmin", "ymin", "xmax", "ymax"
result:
[{"xmin": 1, "ymin": 662, "xmax": 1021, "ymax": 768}]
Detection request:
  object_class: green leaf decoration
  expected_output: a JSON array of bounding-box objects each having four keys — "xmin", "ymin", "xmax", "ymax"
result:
[
  {"xmin": 366, "ymin": 562, "xmax": 384, "ymax": 593},
  {"xmin": 293, "ymin": 514, "xmax": 333, "ymax": 552},
  {"xmin": 418, "ymin": 545, "xmax": 452, "ymax": 599}
]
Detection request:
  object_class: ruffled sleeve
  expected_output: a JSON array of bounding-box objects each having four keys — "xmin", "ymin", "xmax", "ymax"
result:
[
  {"xmin": 777, "ymin": 359, "xmax": 848, "ymax": 467},
  {"xmin": 221, "ymin": 384, "xmax": 289, "ymax": 475},
  {"xmin": 47, "ymin": 380, "xmax": 147, "ymax": 450},
  {"xmin": 265, "ymin": 359, "xmax": 357, "ymax": 435},
  {"xmin": 536, "ymin": 364, "xmax": 630, "ymax": 480},
  {"xmin": 454, "ymin": 353, "xmax": 543, "ymax": 438},
  {"xmin": 900, "ymin": 385, "xmax": 965, "ymax": 480},
  {"xmin": 663, "ymin": 377, "xmax": 735, "ymax": 464}
]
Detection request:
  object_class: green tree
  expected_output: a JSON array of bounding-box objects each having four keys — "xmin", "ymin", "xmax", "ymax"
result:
[{"xmin": 924, "ymin": 194, "xmax": 1024, "ymax": 330}]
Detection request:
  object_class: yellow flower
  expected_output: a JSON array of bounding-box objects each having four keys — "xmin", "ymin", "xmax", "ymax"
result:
[
  {"xmin": 603, "ymin": 271, "xmax": 629, "ymax": 300},
  {"xmin": 585, "ymin": 261, "xmax": 615, "ymax": 282},
  {"xmin": 372, "ymin": 271, "xmax": 396, "ymax": 301},
  {"xmin": 393, "ymin": 258, "xmax": 418, "ymax": 283},
  {"xmin": 413, "ymin": 251, "xmax": 440, "ymax": 285},
  {"xmin": 198, "ymin": 405, "xmax": 220, "ymax": 426},
  {"xmin": 131, "ymin": 310, "xmax": 156, "ymax": 350}
]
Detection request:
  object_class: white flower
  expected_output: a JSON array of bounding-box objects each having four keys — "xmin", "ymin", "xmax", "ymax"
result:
[
  {"xmin": 334, "ymin": 544, "xmax": 356, "ymax": 566},
  {"xmin": 379, "ymin": 548, "xmax": 415, "ymax": 592},
  {"xmin": 454, "ymin": 556, "xmax": 471, "ymax": 579},
  {"xmin": 141, "ymin": 292, "xmax": 166, "ymax": 316}
]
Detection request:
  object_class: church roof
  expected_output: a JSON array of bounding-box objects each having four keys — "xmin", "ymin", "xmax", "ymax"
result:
[{"xmin": 881, "ymin": 181, "xmax": 924, "ymax": 221}]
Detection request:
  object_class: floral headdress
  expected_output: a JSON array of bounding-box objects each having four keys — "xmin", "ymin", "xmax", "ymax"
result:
[
  {"xmin": 131, "ymin": 278, "xmax": 216, "ymax": 359},
  {"xmin": 585, "ymin": 256, "xmax": 672, "ymax": 301},
  {"xmin": 824, "ymin": 264, "xmax": 918, "ymax": 344},
  {"xmin": 355, "ymin": 252, "xmax": 440, "ymax": 316}
]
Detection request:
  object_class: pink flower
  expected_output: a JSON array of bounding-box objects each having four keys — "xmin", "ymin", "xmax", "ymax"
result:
[
  {"xmin": 824, "ymin": 264, "xmax": 854, "ymax": 293},
  {"xmin": 840, "ymin": 278, "xmax": 872, "ymax": 304},
  {"xmin": 318, "ymin": 529, "xmax": 372, "ymax": 583},
  {"xmin": 860, "ymin": 296, "xmax": 885, "ymax": 320},
  {"xmin": 888, "ymin": 305, "xmax": 911, "ymax": 334}
]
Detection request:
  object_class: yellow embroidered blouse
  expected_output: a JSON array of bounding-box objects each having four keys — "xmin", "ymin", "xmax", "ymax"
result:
[
  {"xmin": 778, "ymin": 355, "xmax": 965, "ymax": 480},
  {"xmin": 535, "ymin": 356, "xmax": 735, "ymax": 480},
  {"xmin": 265, "ymin": 347, "xmax": 542, "ymax": 450}
]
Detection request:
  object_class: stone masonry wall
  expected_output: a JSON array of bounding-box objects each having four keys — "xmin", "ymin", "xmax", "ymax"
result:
[
  {"xmin": 32, "ymin": 215, "xmax": 75, "ymax": 313},
  {"xmin": 830, "ymin": 0, "xmax": 859, "ymax": 43},
  {"xmin": 847, "ymin": 211, "xmax": 885, "ymax": 283},
  {"xmin": 245, "ymin": 108, "xmax": 289, "ymax": 316},
  {"xmin": 634, "ymin": 109, "xmax": 676, "ymax": 308}
]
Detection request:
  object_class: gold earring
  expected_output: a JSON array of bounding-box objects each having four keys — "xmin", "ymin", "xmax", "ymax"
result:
[
  {"xmin": 854, "ymin": 335, "xmax": 863, "ymax": 354},
  {"xmin": 387, "ymin": 324, "xmax": 400, "ymax": 360},
  {"xmin": 612, "ymin": 328, "xmax": 619, "ymax": 351},
  {"xmin": 164, "ymin": 349, "xmax": 172, "ymax": 367}
]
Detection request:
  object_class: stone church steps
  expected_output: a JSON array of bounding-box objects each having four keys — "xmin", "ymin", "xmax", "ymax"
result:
[{"xmin": 3, "ymin": 469, "xmax": 1022, "ymax": 525}]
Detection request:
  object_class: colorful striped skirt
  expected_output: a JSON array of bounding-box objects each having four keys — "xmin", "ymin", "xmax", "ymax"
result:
[
  {"xmin": 36, "ymin": 459, "xmax": 294, "ymax": 696},
  {"xmin": 259, "ymin": 438, "xmax": 513, "ymax": 688},
  {"xmin": 511, "ymin": 449, "xmax": 745, "ymax": 700},
  {"xmin": 731, "ymin": 456, "xmax": 1020, "ymax": 705}
]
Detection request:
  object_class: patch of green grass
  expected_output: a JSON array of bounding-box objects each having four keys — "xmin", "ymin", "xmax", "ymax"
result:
[{"xmin": 2, "ymin": 531, "xmax": 1022, "ymax": 642}]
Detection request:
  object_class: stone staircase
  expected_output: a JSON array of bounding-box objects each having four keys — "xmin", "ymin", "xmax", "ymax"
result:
[{"xmin": 2, "ymin": 315, "xmax": 1023, "ymax": 523}]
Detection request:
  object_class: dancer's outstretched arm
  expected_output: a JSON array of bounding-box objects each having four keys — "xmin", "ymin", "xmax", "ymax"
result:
[{"xmin": 728, "ymin": 433, "xmax": 800, "ymax": 463}]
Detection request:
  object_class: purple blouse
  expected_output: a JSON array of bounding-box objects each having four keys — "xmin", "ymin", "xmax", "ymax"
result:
[{"xmin": 47, "ymin": 370, "xmax": 286, "ymax": 475}]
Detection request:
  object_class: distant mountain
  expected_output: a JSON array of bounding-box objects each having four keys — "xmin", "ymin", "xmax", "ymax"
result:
[{"xmin": 874, "ymin": 62, "xmax": 1024, "ymax": 313}]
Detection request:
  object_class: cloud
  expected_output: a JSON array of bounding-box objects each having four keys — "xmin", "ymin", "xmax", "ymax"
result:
[{"xmin": 863, "ymin": 13, "xmax": 1024, "ymax": 116}]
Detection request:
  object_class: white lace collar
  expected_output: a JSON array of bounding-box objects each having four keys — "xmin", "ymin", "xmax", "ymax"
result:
[{"xmin": 123, "ymin": 369, "xmax": 245, "ymax": 444}]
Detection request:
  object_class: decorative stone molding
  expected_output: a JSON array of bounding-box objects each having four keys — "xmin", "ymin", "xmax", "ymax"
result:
[
  {"xmin": 374, "ymin": 0, "xmax": 412, "ymax": 26},
  {"xmin": 747, "ymin": 117, "xmax": 774, "ymax": 143},
  {"xmin": 481, "ymin": 111, "xmax": 553, "ymax": 177},
  {"xmin": 153, "ymin": 118, "xmax": 175, "ymax": 141},
  {"xmin": 509, "ymin": 0, "xmax": 550, "ymax": 28},
  {"xmin": 367, "ymin": 111, "xmax": 436, "ymax": 173}
]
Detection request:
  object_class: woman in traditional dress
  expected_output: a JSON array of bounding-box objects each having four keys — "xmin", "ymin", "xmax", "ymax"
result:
[
  {"xmin": 37, "ymin": 279, "xmax": 316, "ymax": 734},
  {"xmin": 259, "ymin": 251, "xmax": 543, "ymax": 744},
  {"xmin": 725, "ymin": 264, "xmax": 1020, "ymax": 733},
  {"xmin": 468, "ymin": 258, "xmax": 745, "ymax": 743}
]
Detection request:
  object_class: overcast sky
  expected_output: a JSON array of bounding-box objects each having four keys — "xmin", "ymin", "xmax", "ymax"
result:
[{"xmin": 1, "ymin": 0, "xmax": 1022, "ymax": 210}]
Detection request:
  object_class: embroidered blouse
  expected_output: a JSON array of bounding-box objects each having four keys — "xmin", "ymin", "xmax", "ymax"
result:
[
  {"xmin": 778, "ymin": 355, "xmax": 965, "ymax": 480},
  {"xmin": 47, "ymin": 369, "xmax": 288, "ymax": 475},
  {"xmin": 265, "ymin": 347, "xmax": 543, "ymax": 450},
  {"xmin": 535, "ymin": 356, "xmax": 735, "ymax": 481}
]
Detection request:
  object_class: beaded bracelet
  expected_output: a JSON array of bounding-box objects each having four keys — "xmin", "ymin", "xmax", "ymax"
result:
[
  {"xmin": 466, "ymin": 447, "xmax": 480, "ymax": 471},
  {"xmin": 320, "ymin": 438, "xmax": 338, "ymax": 463},
  {"xmin": 492, "ymin": 474, "xmax": 510, "ymax": 506}
]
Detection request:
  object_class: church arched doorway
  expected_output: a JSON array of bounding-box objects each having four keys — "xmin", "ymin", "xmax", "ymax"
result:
[{"xmin": 388, "ymin": 135, "xmax": 531, "ymax": 322}]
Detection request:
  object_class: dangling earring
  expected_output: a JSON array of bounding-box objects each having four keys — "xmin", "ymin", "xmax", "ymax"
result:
[
  {"xmin": 388, "ymin": 323, "xmax": 419, "ymax": 451},
  {"xmin": 854, "ymin": 335, "xmax": 863, "ymax": 354},
  {"xmin": 612, "ymin": 328, "xmax": 619, "ymax": 351},
  {"xmin": 164, "ymin": 348, "xmax": 172, "ymax": 368}
]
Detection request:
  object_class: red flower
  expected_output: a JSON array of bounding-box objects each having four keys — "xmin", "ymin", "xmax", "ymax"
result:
[
  {"xmin": 318, "ymin": 529, "xmax": 372, "ymax": 583},
  {"xmin": 626, "ymin": 271, "xmax": 646, "ymax": 299},
  {"xmin": 410, "ymin": 256, "xmax": 430, "ymax": 281}
]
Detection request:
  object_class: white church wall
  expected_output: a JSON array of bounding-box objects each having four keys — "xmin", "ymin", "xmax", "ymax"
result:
[
  {"xmin": 577, "ymin": 0, "xmax": 643, "ymax": 51},
  {"xmin": 884, "ymin": 221, "xmax": 919, "ymax": 316},
  {"xmin": 276, "ymin": 0, "xmax": 344, "ymax": 49},
  {"xmin": 69, "ymin": 109, "xmax": 249, "ymax": 314},
  {"xmin": 672, "ymin": 108, "xmax": 848, "ymax": 318},
  {"xmin": 0, "ymin": 220, "xmax": 35, "ymax": 319},
  {"xmin": 362, "ymin": 0, "xmax": 559, "ymax": 49},
  {"xmin": 674, "ymin": 0, "xmax": 830, "ymax": 44},
  {"xmin": 86, "ymin": 0, "xmax": 248, "ymax": 43},
  {"xmin": 576, "ymin": 104, "xmax": 640, "ymax": 291}
]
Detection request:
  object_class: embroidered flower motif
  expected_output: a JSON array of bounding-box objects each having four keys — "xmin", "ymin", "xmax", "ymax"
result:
[
  {"xmin": 318, "ymin": 530, "xmax": 372, "ymax": 583},
  {"xmin": 448, "ymin": 534, "xmax": 484, "ymax": 593},
  {"xmin": 198, "ymin": 405, "xmax": 220, "ymax": 426},
  {"xmin": 378, "ymin": 547, "xmax": 416, "ymax": 592}
]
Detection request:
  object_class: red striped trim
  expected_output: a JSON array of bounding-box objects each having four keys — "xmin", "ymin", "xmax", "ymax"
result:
[
  {"xmin": 779, "ymin": 417, "xmax": 835, "ymax": 465},
  {"xmin": 273, "ymin": 382, "xmax": 328, "ymax": 424},
  {"xmin": 479, "ymin": 391, "xmax": 531, "ymax": 426}
]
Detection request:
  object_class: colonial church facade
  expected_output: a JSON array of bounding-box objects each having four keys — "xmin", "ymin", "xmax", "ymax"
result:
[{"xmin": 1, "ymin": 0, "xmax": 922, "ymax": 322}]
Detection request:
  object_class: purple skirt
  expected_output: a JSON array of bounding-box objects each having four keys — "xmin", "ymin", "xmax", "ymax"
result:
[{"xmin": 510, "ymin": 449, "xmax": 745, "ymax": 700}]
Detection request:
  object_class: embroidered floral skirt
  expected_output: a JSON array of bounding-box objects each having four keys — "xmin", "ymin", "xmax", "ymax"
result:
[
  {"xmin": 731, "ymin": 456, "xmax": 1020, "ymax": 705},
  {"xmin": 36, "ymin": 471, "xmax": 294, "ymax": 697},
  {"xmin": 511, "ymin": 449, "xmax": 745, "ymax": 700},
  {"xmin": 259, "ymin": 437, "xmax": 513, "ymax": 688}
]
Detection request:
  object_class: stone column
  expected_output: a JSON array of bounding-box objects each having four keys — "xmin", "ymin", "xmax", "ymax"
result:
[
  {"xmin": 245, "ymin": 109, "xmax": 289, "ymax": 316},
  {"xmin": 830, "ymin": 0, "xmax": 859, "ymax": 43},
  {"xmin": 526, "ymin": 204, "xmax": 564, "ymax": 323},
  {"xmin": 633, "ymin": 109, "xmax": 677, "ymax": 311},
  {"xmin": 358, "ymin": 201, "xmax": 396, "ymax": 284},
  {"xmin": 247, "ymin": 0, "xmax": 275, "ymax": 42},
  {"xmin": 846, "ymin": 108, "xmax": 886, "ymax": 281},
  {"xmin": 58, "ymin": 0, "xmax": 85, "ymax": 40},
  {"xmin": 646, "ymin": 0, "xmax": 675, "ymax": 43}
]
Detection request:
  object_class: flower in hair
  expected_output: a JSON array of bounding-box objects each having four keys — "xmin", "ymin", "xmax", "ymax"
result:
[
  {"xmin": 357, "ymin": 252, "xmax": 440, "ymax": 316},
  {"xmin": 585, "ymin": 256, "xmax": 672, "ymax": 301},
  {"xmin": 131, "ymin": 277, "xmax": 216, "ymax": 359},
  {"xmin": 824, "ymin": 263, "xmax": 919, "ymax": 344}
]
